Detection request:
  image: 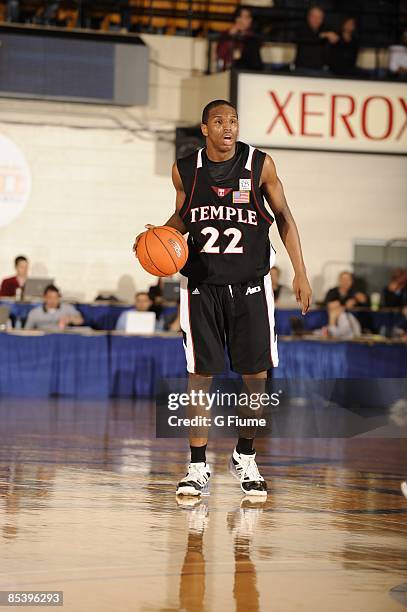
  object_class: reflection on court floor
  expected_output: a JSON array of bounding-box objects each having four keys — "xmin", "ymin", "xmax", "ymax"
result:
[{"xmin": 0, "ymin": 399, "xmax": 406, "ymax": 612}]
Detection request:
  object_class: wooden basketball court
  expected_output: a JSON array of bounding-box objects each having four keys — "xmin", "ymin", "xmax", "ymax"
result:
[{"xmin": 0, "ymin": 399, "xmax": 406, "ymax": 611}]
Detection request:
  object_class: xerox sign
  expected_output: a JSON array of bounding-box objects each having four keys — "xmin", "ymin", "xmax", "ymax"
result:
[{"xmin": 237, "ymin": 73, "xmax": 407, "ymax": 154}]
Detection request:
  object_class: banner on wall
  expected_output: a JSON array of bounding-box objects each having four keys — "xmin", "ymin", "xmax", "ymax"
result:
[
  {"xmin": 236, "ymin": 72, "xmax": 407, "ymax": 154},
  {"xmin": 0, "ymin": 134, "xmax": 31, "ymax": 228}
]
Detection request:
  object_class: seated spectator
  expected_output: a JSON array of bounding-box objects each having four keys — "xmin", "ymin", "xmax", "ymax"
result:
[
  {"xmin": 294, "ymin": 5, "xmax": 339, "ymax": 73},
  {"xmin": 328, "ymin": 17, "xmax": 359, "ymax": 76},
  {"xmin": 323, "ymin": 271, "xmax": 369, "ymax": 308},
  {"xmin": 382, "ymin": 268, "xmax": 407, "ymax": 308},
  {"xmin": 25, "ymin": 285, "xmax": 84, "ymax": 331},
  {"xmin": 115, "ymin": 292, "xmax": 159, "ymax": 331},
  {"xmin": 0, "ymin": 255, "xmax": 29, "ymax": 298},
  {"xmin": 317, "ymin": 300, "xmax": 361, "ymax": 339},
  {"xmin": 217, "ymin": 7, "xmax": 263, "ymax": 72}
]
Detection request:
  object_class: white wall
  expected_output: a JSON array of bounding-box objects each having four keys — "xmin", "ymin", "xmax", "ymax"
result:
[
  {"xmin": 180, "ymin": 72, "xmax": 230, "ymax": 124},
  {"xmin": 267, "ymin": 149, "xmax": 407, "ymax": 298},
  {"xmin": 139, "ymin": 34, "xmax": 207, "ymax": 121},
  {"xmin": 0, "ymin": 99, "xmax": 405, "ymax": 303},
  {"xmin": 0, "ymin": 100, "xmax": 176, "ymax": 302}
]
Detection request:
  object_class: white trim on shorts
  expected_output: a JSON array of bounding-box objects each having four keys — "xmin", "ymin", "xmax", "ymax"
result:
[
  {"xmin": 180, "ymin": 274, "xmax": 196, "ymax": 373},
  {"xmin": 264, "ymin": 270, "xmax": 279, "ymax": 368}
]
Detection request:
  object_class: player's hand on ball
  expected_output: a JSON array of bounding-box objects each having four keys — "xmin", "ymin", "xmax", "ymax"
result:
[
  {"xmin": 133, "ymin": 224, "xmax": 156, "ymax": 257},
  {"xmin": 293, "ymin": 273, "xmax": 312, "ymax": 315}
]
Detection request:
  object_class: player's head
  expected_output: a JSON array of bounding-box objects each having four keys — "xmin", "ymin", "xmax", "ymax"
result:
[{"xmin": 201, "ymin": 100, "xmax": 238, "ymax": 152}]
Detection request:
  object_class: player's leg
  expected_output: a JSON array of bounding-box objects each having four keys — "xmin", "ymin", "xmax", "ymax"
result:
[
  {"xmin": 225, "ymin": 275, "xmax": 278, "ymax": 495},
  {"xmin": 229, "ymin": 372, "xmax": 269, "ymax": 496},
  {"xmin": 176, "ymin": 373, "xmax": 212, "ymax": 496},
  {"xmin": 177, "ymin": 278, "xmax": 226, "ymax": 496},
  {"xmin": 401, "ymin": 481, "xmax": 407, "ymax": 498},
  {"xmin": 188, "ymin": 373, "xmax": 212, "ymax": 449}
]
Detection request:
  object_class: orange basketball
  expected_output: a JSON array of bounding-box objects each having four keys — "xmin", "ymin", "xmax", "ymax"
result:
[{"xmin": 136, "ymin": 226, "xmax": 188, "ymax": 277}]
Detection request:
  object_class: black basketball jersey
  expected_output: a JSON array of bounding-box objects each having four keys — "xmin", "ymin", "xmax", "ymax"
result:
[{"xmin": 178, "ymin": 141, "xmax": 275, "ymax": 285}]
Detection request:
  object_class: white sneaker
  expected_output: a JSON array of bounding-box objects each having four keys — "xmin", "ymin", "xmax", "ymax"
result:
[
  {"xmin": 401, "ymin": 481, "xmax": 407, "ymax": 498},
  {"xmin": 229, "ymin": 449, "xmax": 267, "ymax": 496},
  {"xmin": 176, "ymin": 462, "xmax": 211, "ymax": 496}
]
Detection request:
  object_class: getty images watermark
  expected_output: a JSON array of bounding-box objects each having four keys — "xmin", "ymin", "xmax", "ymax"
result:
[
  {"xmin": 166, "ymin": 389, "xmax": 282, "ymax": 428},
  {"xmin": 156, "ymin": 378, "xmax": 407, "ymax": 438}
]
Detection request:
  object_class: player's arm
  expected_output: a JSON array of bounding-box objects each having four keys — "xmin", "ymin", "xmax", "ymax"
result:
[
  {"xmin": 133, "ymin": 163, "xmax": 187, "ymax": 255},
  {"xmin": 164, "ymin": 163, "xmax": 188, "ymax": 233},
  {"xmin": 260, "ymin": 154, "xmax": 312, "ymax": 314}
]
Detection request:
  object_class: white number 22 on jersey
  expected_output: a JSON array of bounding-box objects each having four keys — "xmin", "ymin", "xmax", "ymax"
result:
[{"xmin": 200, "ymin": 227, "xmax": 243, "ymax": 254}]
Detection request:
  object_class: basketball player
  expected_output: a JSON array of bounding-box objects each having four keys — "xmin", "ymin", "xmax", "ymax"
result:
[
  {"xmin": 134, "ymin": 99, "xmax": 312, "ymax": 496},
  {"xmin": 402, "ymin": 481, "xmax": 407, "ymax": 498}
]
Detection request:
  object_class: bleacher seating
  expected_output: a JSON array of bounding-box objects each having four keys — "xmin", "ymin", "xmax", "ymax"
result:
[{"xmin": 0, "ymin": 0, "xmax": 404, "ymax": 45}]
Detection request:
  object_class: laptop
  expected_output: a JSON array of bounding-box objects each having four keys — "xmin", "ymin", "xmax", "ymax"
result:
[
  {"xmin": 0, "ymin": 305, "xmax": 10, "ymax": 328},
  {"xmin": 162, "ymin": 281, "xmax": 180, "ymax": 302},
  {"xmin": 124, "ymin": 311, "xmax": 156, "ymax": 334},
  {"xmin": 23, "ymin": 278, "xmax": 55, "ymax": 300}
]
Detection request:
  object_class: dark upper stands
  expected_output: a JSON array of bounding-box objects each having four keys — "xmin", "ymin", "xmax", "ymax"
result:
[{"xmin": 0, "ymin": 0, "xmax": 405, "ymax": 47}]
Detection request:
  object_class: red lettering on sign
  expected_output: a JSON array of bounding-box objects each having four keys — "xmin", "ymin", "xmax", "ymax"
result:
[
  {"xmin": 267, "ymin": 91, "xmax": 294, "ymax": 135},
  {"xmin": 300, "ymin": 92, "xmax": 324, "ymax": 137},
  {"xmin": 361, "ymin": 96, "xmax": 393, "ymax": 140},
  {"xmin": 330, "ymin": 94, "xmax": 356, "ymax": 138},
  {"xmin": 264, "ymin": 89, "xmax": 405, "ymax": 147},
  {"xmin": 396, "ymin": 98, "xmax": 407, "ymax": 141}
]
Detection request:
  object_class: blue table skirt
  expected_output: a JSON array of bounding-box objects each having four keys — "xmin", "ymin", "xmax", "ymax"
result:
[
  {"xmin": 1, "ymin": 300, "xmax": 403, "ymax": 335},
  {"xmin": 0, "ymin": 333, "xmax": 406, "ymax": 398},
  {"xmin": 110, "ymin": 336, "xmax": 187, "ymax": 397},
  {"xmin": 0, "ymin": 333, "xmax": 109, "ymax": 398}
]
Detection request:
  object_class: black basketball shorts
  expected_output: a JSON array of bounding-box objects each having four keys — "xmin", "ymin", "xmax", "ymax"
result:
[{"xmin": 179, "ymin": 274, "xmax": 279, "ymax": 375}]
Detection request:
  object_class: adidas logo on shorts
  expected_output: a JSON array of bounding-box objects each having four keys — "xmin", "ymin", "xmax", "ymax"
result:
[
  {"xmin": 192, "ymin": 288, "xmax": 200, "ymax": 295},
  {"xmin": 246, "ymin": 286, "xmax": 261, "ymax": 295}
]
